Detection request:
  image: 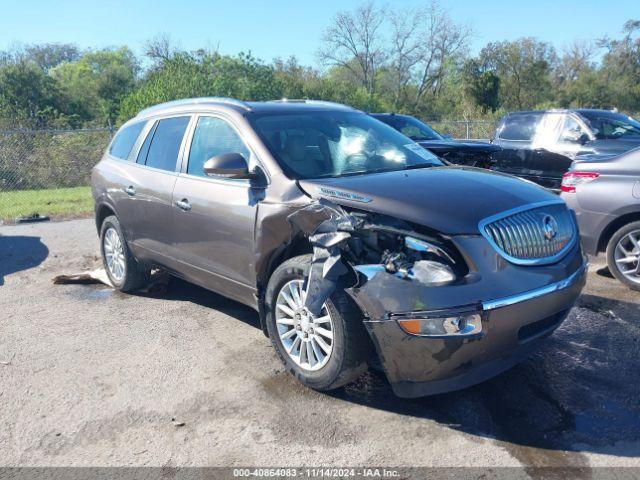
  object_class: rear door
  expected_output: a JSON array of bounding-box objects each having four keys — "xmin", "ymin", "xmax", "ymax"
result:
[
  {"xmin": 102, "ymin": 120, "xmax": 148, "ymax": 239},
  {"xmin": 170, "ymin": 114, "xmax": 263, "ymax": 303},
  {"xmin": 124, "ymin": 115, "xmax": 192, "ymax": 264}
]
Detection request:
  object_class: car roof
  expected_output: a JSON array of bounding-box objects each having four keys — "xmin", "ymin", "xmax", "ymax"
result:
[
  {"xmin": 370, "ymin": 113, "xmax": 411, "ymax": 118},
  {"xmin": 505, "ymin": 108, "xmax": 619, "ymax": 117},
  {"xmin": 134, "ymin": 97, "xmax": 359, "ymax": 120}
]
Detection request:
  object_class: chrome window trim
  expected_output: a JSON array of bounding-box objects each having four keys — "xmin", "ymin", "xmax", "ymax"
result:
[
  {"xmin": 111, "ymin": 159, "xmax": 180, "ymax": 177},
  {"xmin": 478, "ymin": 200, "xmax": 578, "ymax": 266},
  {"xmin": 122, "ymin": 113, "xmax": 194, "ymax": 173},
  {"xmin": 127, "ymin": 119, "xmax": 155, "ymax": 162}
]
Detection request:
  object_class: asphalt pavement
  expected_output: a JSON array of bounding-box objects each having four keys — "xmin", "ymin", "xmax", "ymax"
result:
[{"xmin": 1, "ymin": 219, "xmax": 639, "ymax": 470}]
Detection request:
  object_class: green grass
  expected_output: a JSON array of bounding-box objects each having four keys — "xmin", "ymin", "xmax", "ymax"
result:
[{"xmin": 0, "ymin": 186, "xmax": 93, "ymax": 222}]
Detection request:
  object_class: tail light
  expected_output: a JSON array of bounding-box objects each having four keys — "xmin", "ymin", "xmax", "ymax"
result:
[{"xmin": 561, "ymin": 172, "xmax": 599, "ymax": 193}]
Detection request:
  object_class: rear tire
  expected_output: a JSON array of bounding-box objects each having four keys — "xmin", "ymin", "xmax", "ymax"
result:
[
  {"xmin": 606, "ymin": 220, "xmax": 640, "ymax": 291},
  {"xmin": 265, "ymin": 254, "xmax": 371, "ymax": 391},
  {"xmin": 100, "ymin": 215, "xmax": 150, "ymax": 292}
]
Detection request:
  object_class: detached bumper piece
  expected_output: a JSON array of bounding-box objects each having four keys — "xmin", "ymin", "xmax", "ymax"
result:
[{"xmin": 359, "ymin": 262, "xmax": 587, "ymax": 398}]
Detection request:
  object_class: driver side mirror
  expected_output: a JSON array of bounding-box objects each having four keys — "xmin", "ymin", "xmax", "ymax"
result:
[
  {"xmin": 203, "ymin": 152, "xmax": 255, "ymax": 179},
  {"xmin": 441, "ymin": 134, "xmax": 453, "ymax": 140},
  {"xmin": 562, "ymin": 130, "xmax": 590, "ymax": 145}
]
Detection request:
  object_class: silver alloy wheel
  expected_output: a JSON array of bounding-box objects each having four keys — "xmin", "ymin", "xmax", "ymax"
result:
[
  {"xmin": 275, "ymin": 279, "xmax": 335, "ymax": 371},
  {"xmin": 103, "ymin": 227, "xmax": 126, "ymax": 282},
  {"xmin": 614, "ymin": 229, "xmax": 640, "ymax": 285}
]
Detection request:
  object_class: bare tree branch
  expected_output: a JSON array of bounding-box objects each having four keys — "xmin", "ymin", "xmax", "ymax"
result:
[
  {"xmin": 318, "ymin": 2, "xmax": 386, "ymax": 94},
  {"xmin": 412, "ymin": 2, "xmax": 471, "ymax": 108}
]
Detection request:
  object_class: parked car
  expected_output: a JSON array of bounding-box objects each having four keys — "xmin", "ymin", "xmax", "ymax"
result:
[
  {"xmin": 561, "ymin": 147, "xmax": 640, "ymax": 290},
  {"xmin": 492, "ymin": 109, "xmax": 640, "ymax": 191},
  {"xmin": 92, "ymin": 97, "xmax": 586, "ymax": 398},
  {"xmin": 370, "ymin": 113, "xmax": 501, "ymax": 168}
]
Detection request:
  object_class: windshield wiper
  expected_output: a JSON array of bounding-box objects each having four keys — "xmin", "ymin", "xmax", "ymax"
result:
[
  {"xmin": 411, "ymin": 136, "xmax": 437, "ymax": 141},
  {"xmin": 307, "ymin": 163, "xmax": 440, "ymax": 179}
]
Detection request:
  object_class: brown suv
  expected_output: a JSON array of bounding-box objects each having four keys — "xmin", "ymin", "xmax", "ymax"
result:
[{"xmin": 92, "ymin": 98, "xmax": 587, "ymax": 398}]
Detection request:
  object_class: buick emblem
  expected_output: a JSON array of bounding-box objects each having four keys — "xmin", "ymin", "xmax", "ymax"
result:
[{"xmin": 542, "ymin": 214, "xmax": 559, "ymax": 240}]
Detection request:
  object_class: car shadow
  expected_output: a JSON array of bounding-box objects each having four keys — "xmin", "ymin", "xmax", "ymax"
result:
[
  {"xmin": 329, "ymin": 292, "xmax": 640, "ymax": 461},
  {"xmin": 135, "ymin": 277, "xmax": 640, "ymax": 460},
  {"xmin": 0, "ymin": 235, "xmax": 49, "ymax": 286},
  {"xmin": 138, "ymin": 276, "xmax": 261, "ymax": 330}
]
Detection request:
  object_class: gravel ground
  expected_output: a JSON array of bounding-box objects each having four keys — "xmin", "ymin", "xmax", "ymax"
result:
[{"xmin": 1, "ymin": 218, "xmax": 639, "ymax": 470}]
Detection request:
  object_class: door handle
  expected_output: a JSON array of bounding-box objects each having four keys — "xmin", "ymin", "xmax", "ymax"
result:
[
  {"xmin": 176, "ymin": 199, "xmax": 192, "ymax": 211},
  {"xmin": 124, "ymin": 186, "xmax": 136, "ymax": 196}
]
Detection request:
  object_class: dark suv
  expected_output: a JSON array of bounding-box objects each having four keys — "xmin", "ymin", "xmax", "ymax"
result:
[
  {"xmin": 492, "ymin": 109, "xmax": 640, "ymax": 191},
  {"xmin": 371, "ymin": 113, "xmax": 501, "ymax": 168},
  {"xmin": 92, "ymin": 98, "xmax": 586, "ymax": 398}
]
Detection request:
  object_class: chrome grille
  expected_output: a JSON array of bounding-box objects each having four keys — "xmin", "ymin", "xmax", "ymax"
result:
[{"xmin": 480, "ymin": 202, "xmax": 576, "ymax": 265}]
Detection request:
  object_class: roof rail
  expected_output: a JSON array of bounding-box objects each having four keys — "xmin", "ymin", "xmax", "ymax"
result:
[
  {"xmin": 268, "ymin": 99, "xmax": 354, "ymax": 110},
  {"xmin": 137, "ymin": 97, "xmax": 252, "ymax": 117}
]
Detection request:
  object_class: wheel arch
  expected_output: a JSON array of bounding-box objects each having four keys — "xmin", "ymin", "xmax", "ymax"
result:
[
  {"xmin": 257, "ymin": 236, "xmax": 313, "ymax": 336},
  {"xmin": 95, "ymin": 203, "xmax": 117, "ymax": 232},
  {"xmin": 598, "ymin": 211, "xmax": 640, "ymax": 253}
]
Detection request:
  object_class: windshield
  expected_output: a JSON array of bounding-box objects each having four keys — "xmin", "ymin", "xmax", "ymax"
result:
[
  {"xmin": 374, "ymin": 115, "xmax": 443, "ymax": 141},
  {"xmin": 250, "ymin": 111, "xmax": 443, "ymax": 179},
  {"xmin": 579, "ymin": 111, "xmax": 640, "ymax": 139}
]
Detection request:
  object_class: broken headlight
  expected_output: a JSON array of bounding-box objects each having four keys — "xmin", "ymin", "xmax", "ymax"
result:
[
  {"xmin": 409, "ymin": 260, "xmax": 455, "ymax": 284},
  {"xmin": 379, "ymin": 235, "xmax": 459, "ymax": 286},
  {"xmin": 343, "ymin": 211, "xmax": 466, "ymax": 287}
]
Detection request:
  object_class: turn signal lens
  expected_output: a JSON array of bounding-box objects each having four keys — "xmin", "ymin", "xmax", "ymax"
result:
[
  {"xmin": 397, "ymin": 313, "xmax": 482, "ymax": 337},
  {"xmin": 397, "ymin": 319, "xmax": 422, "ymax": 335},
  {"xmin": 561, "ymin": 172, "xmax": 599, "ymax": 193}
]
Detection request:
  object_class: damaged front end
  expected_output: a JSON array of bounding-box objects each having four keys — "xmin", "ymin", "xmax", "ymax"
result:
[
  {"xmin": 287, "ymin": 199, "xmax": 466, "ymax": 318},
  {"xmin": 286, "ymin": 198, "xmax": 586, "ymax": 398}
]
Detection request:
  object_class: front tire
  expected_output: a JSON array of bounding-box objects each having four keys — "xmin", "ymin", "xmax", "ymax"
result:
[
  {"xmin": 100, "ymin": 215, "xmax": 150, "ymax": 292},
  {"xmin": 265, "ymin": 255, "xmax": 371, "ymax": 391},
  {"xmin": 606, "ymin": 220, "xmax": 640, "ymax": 291}
]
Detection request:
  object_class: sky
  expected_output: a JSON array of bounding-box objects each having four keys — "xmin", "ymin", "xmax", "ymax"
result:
[{"xmin": 1, "ymin": 0, "xmax": 637, "ymax": 66}]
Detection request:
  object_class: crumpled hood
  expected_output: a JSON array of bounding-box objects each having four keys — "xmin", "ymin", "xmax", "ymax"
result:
[
  {"xmin": 417, "ymin": 140, "xmax": 501, "ymax": 155},
  {"xmin": 299, "ymin": 166, "xmax": 558, "ymax": 235}
]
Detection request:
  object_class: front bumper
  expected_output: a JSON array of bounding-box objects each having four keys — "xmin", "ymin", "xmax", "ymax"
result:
[{"xmin": 348, "ymin": 236, "xmax": 587, "ymax": 398}]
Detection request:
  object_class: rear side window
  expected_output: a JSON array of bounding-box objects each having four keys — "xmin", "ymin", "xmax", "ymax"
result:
[
  {"xmin": 109, "ymin": 122, "xmax": 145, "ymax": 160},
  {"xmin": 497, "ymin": 113, "xmax": 544, "ymax": 141},
  {"xmin": 188, "ymin": 117, "xmax": 250, "ymax": 178},
  {"xmin": 141, "ymin": 116, "xmax": 190, "ymax": 172}
]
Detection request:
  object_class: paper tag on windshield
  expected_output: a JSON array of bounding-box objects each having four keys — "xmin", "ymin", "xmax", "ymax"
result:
[{"xmin": 404, "ymin": 143, "xmax": 434, "ymax": 160}]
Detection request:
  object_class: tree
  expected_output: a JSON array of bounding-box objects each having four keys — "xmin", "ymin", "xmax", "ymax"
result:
[
  {"xmin": 596, "ymin": 20, "xmax": 640, "ymax": 111},
  {"xmin": 387, "ymin": 8, "xmax": 422, "ymax": 108},
  {"xmin": 318, "ymin": 2, "xmax": 386, "ymax": 94},
  {"xmin": 144, "ymin": 33, "xmax": 180, "ymax": 68},
  {"xmin": 118, "ymin": 52, "xmax": 282, "ymax": 121},
  {"xmin": 411, "ymin": 2, "xmax": 470, "ymax": 109},
  {"xmin": 51, "ymin": 47, "xmax": 139, "ymax": 125},
  {"xmin": 556, "ymin": 39, "xmax": 596, "ymax": 83},
  {"xmin": 24, "ymin": 43, "xmax": 80, "ymax": 72},
  {"xmin": 462, "ymin": 59, "xmax": 500, "ymax": 113},
  {"xmin": 0, "ymin": 60, "xmax": 62, "ymax": 126},
  {"xmin": 480, "ymin": 38, "xmax": 557, "ymax": 110}
]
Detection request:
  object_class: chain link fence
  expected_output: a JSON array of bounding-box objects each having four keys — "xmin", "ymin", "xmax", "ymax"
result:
[
  {"xmin": 427, "ymin": 119, "xmax": 497, "ymax": 141},
  {"xmin": 0, "ymin": 119, "xmax": 497, "ymax": 224},
  {"xmin": 0, "ymin": 128, "xmax": 112, "ymax": 224}
]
